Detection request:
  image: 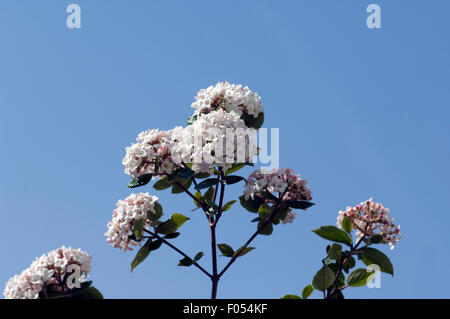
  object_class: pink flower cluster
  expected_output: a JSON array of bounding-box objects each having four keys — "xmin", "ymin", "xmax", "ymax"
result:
[
  {"xmin": 105, "ymin": 193, "xmax": 161, "ymax": 251},
  {"xmin": 244, "ymin": 168, "xmax": 312, "ymax": 202},
  {"xmin": 4, "ymin": 246, "xmax": 91, "ymax": 299},
  {"xmin": 122, "ymin": 127, "xmax": 183, "ymax": 179},
  {"xmin": 337, "ymin": 198, "xmax": 401, "ymax": 249}
]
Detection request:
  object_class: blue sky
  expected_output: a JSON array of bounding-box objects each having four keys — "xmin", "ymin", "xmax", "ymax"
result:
[{"xmin": 1, "ymin": 0, "xmax": 449, "ymax": 298}]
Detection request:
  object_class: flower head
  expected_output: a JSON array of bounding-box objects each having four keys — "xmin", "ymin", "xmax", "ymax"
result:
[
  {"xmin": 244, "ymin": 168, "xmax": 312, "ymax": 203},
  {"xmin": 105, "ymin": 193, "xmax": 161, "ymax": 251},
  {"xmin": 4, "ymin": 246, "xmax": 91, "ymax": 299},
  {"xmin": 337, "ymin": 198, "xmax": 401, "ymax": 249},
  {"xmin": 191, "ymin": 81, "xmax": 263, "ymax": 120},
  {"xmin": 173, "ymin": 109, "xmax": 257, "ymax": 175},
  {"xmin": 122, "ymin": 126, "xmax": 184, "ymax": 179}
]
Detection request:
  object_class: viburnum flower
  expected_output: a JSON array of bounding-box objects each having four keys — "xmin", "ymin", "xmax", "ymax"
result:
[
  {"xmin": 3, "ymin": 246, "xmax": 91, "ymax": 299},
  {"xmin": 282, "ymin": 211, "xmax": 297, "ymax": 224},
  {"xmin": 173, "ymin": 109, "xmax": 257, "ymax": 175},
  {"xmin": 105, "ymin": 193, "xmax": 161, "ymax": 251},
  {"xmin": 122, "ymin": 126, "xmax": 184, "ymax": 179},
  {"xmin": 244, "ymin": 168, "xmax": 312, "ymax": 203},
  {"xmin": 191, "ymin": 81, "xmax": 263, "ymax": 120},
  {"xmin": 337, "ymin": 198, "xmax": 401, "ymax": 249}
]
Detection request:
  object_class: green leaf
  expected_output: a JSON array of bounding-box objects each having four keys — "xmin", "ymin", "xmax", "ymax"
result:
[
  {"xmin": 341, "ymin": 217, "xmax": 353, "ymax": 234},
  {"xmin": 327, "ymin": 263, "xmax": 345, "ymax": 287},
  {"xmin": 225, "ymin": 163, "xmax": 247, "ymax": 176},
  {"xmin": 251, "ymin": 217, "xmax": 261, "ymax": 223},
  {"xmin": 157, "ymin": 213, "xmax": 189, "ymax": 235},
  {"xmin": 233, "ymin": 246, "xmax": 255, "ymax": 258},
  {"xmin": 194, "ymin": 251, "xmax": 204, "ymax": 261},
  {"xmin": 171, "ymin": 179, "xmax": 192, "ymax": 194},
  {"xmin": 241, "ymin": 112, "xmax": 264, "ymax": 129},
  {"xmin": 272, "ymin": 204, "xmax": 290, "ymax": 225},
  {"xmin": 74, "ymin": 286, "xmax": 104, "ymax": 299},
  {"xmin": 194, "ymin": 172, "xmax": 210, "ymax": 179},
  {"xmin": 312, "ymin": 265, "xmax": 335, "ymax": 291},
  {"xmin": 239, "ymin": 195, "xmax": 265, "ymax": 213},
  {"xmin": 203, "ymin": 186, "xmax": 215, "ymax": 203},
  {"xmin": 154, "ymin": 156, "xmax": 160, "ymax": 175},
  {"xmin": 127, "ymin": 174, "xmax": 153, "ymax": 188},
  {"xmin": 312, "ymin": 226, "xmax": 353, "ymax": 246},
  {"xmin": 178, "ymin": 257, "xmax": 194, "ymax": 266},
  {"xmin": 257, "ymin": 204, "xmax": 271, "ymax": 219},
  {"xmin": 217, "ymin": 243, "xmax": 234, "ymax": 257},
  {"xmin": 147, "ymin": 202, "xmax": 163, "ymax": 221},
  {"xmin": 347, "ymin": 268, "xmax": 376, "ymax": 287},
  {"xmin": 163, "ymin": 232, "xmax": 180, "ymax": 239},
  {"xmin": 302, "ymin": 284, "xmax": 314, "ymax": 299},
  {"xmin": 224, "ymin": 175, "xmax": 246, "ymax": 185},
  {"xmin": 284, "ymin": 200, "xmax": 315, "ymax": 210},
  {"xmin": 133, "ymin": 219, "xmax": 145, "ymax": 240},
  {"xmin": 177, "ymin": 167, "xmax": 195, "ymax": 179},
  {"xmin": 258, "ymin": 220, "xmax": 273, "ymax": 235},
  {"xmin": 343, "ymin": 256, "xmax": 356, "ymax": 273},
  {"xmin": 153, "ymin": 177, "xmax": 171, "ymax": 190},
  {"xmin": 195, "ymin": 178, "xmax": 218, "ymax": 190},
  {"xmin": 131, "ymin": 239, "xmax": 153, "ymax": 271},
  {"xmin": 280, "ymin": 294, "xmax": 301, "ymax": 299},
  {"xmin": 327, "ymin": 243, "xmax": 343, "ymax": 260},
  {"xmin": 222, "ymin": 200, "xmax": 237, "ymax": 212},
  {"xmin": 360, "ymin": 247, "xmax": 394, "ymax": 276},
  {"xmin": 369, "ymin": 234, "xmax": 384, "ymax": 244}
]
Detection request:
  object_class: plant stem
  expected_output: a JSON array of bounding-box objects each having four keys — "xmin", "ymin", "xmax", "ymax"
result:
[
  {"xmin": 219, "ymin": 202, "xmax": 281, "ymax": 278},
  {"xmin": 146, "ymin": 230, "xmax": 212, "ymax": 278}
]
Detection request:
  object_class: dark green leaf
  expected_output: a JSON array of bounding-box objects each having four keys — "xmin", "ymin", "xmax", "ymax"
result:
[
  {"xmin": 133, "ymin": 219, "xmax": 145, "ymax": 240},
  {"xmin": 239, "ymin": 195, "xmax": 265, "ymax": 213},
  {"xmin": 312, "ymin": 226, "xmax": 353, "ymax": 246},
  {"xmin": 241, "ymin": 112, "xmax": 264, "ymax": 129},
  {"xmin": 194, "ymin": 172, "xmax": 210, "ymax": 179},
  {"xmin": 224, "ymin": 175, "xmax": 246, "ymax": 185},
  {"xmin": 280, "ymin": 294, "xmax": 301, "ymax": 299},
  {"xmin": 153, "ymin": 176, "xmax": 171, "ymax": 190},
  {"xmin": 260, "ymin": 191, "xmax": 279, "ymax": 202},
  {"xmin": 257, "ymin": 204, "xmax": 271, "ymax": 219},
  {"xmin": 147, "ymin": 202, "xmax": 163, "ymax": 221},
  {"xmin": 194, "ymin": 251, "xmax": 204, "ymax": 261},
  {"xmin": 163, "ymin": 232, "xmax": 180, "ymax": 239},
  {"xmin": 369, "ymin": 234, "xmax": 384, "ymax": 244},
  {"xmin": 177, "ymin": 167, "xmax": 195, "ymax": 179},
  {"xmin": 258, "ymin": 220, "xmax": 273, "ymax": 235},
  {"xmin": 347, "ymin": 268, "xmax": 376, "ymax": 287},
  {"xmin": 233, "ymin": 246, "xmax": 255, "ymax": 258},
  {"xmin": 131, "ymin": 239, "xmax": 153, "ymax": 271},
  {"xmin": 222, "ymin": 200, "xmax": 237, "ymax": 212},
  {"xmin": 74, "ymin": 286, "xmax": 104, "ymax": 299},
  {"xmin": 217, "ymin": 243, "xmax": 234, "ymax": 257},
  {"xmin": 284, "ymin": 200, "xmax": 315, "ymax": 210},
  {"xmin": 341, "ymin": 217, "xmax": 353, "ymax": 234},
  {"xmin": 327, "ymin": 243, "xmax": 343, "ymax": 260},
  {"xmin": 127, "ymin": 174, "xmax": 153, "ymax": 188},
  {"xmin": 312, "ymin": 266, "xmax": 335, "ymax": 291},
  {"xmin": 251, "ymin": 217, "xmax": 262, "ymax": 223},
  {"xmin": 203, "ymin": 186, "xmax": 215, "ymax": 203},
  {"xmin": 195, "ymin": 178, "xmax": 219, "ymax": 190},
  {"xmin": 343, "ymin": 256, "xmax": 356, "ymax": 273},
  {"xmin": 225, "ymin": 163, "xmax": 246, "ymax": 176},
  {"xmin": 178, "ymin": 257, "xmax": 194, "ymax": 266},
  {"xmin": 360, "ymin": 247, "xmax": 394, "ymax": 276},
  {"xmin": 171, "ymin": 179, "xmax": 192, "ymax": 194},
  {"xmin": 302, "ymin": 284, "xmax": 314, "ymax": 299}
]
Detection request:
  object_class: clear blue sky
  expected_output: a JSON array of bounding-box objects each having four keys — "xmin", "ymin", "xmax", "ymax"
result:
[{"xmin": 1, "ymin": 0, "xmax": 449, "ymax": 299}]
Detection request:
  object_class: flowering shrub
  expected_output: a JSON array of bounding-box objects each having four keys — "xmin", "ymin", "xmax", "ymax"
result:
[
  {"xmin": 106, "ymin": 81, "xmax": 401, "ymax": 299},
  {"xmin": 4, "ymin": 246, "xmax": 102, "ymax": 299}
]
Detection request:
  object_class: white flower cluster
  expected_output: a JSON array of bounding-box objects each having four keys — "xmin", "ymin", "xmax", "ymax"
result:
[
  {"xmin": 4, "ymin": 246, "xmax": 91, "ymax": 299},
  {"xmin": 191, "ymin": 81, "xmax": 263, "ymax": 119},
  {"xmin": 173, "ymin": 109, "xmax": 257, "ymax": 174},
  {"xmin": 244, "ymin": 168, "xmax": 312, "ymax": 202},
  {"xmin": 105, "ymin": 193, "xmax": 161, "ymax": 251},
  {"xmin": 123, "ymin": 127, "xmax": 184, "ymax": 179},
  {"xmin": 281, "ymin": 211, "xmax": 297, "ymax": 224},
  {"xmin": 337, "ymin": 198, "xmax": 401, "ymax": 249}
]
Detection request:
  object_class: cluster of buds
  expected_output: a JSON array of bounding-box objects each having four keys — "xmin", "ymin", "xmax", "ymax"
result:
[
  {"xmin": 4, "ymin": 246, "xmax": 91, "ymax": 299},
  {"xmin": 337, "ymin": 198, "xmax": 401, "ymax": 249},
  {"xmin": 105, "ymin": 193, "xmax": 161, "ymax": 251}
]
